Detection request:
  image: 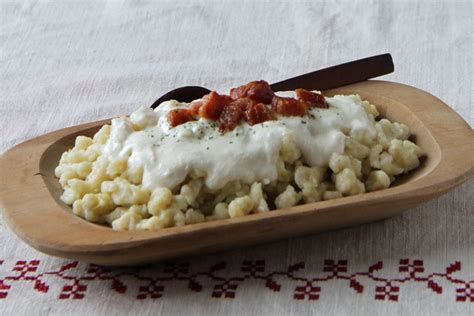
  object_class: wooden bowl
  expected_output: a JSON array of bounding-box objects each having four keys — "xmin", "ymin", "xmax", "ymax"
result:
[{"xmin": 0, "ymin": 80, "xmax": 472, "ymax": 266}]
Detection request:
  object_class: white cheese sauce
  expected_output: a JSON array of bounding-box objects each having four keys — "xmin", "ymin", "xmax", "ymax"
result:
[{"xmin": 102, "ymin": 92, "xmax": 376, "ymax": 191}]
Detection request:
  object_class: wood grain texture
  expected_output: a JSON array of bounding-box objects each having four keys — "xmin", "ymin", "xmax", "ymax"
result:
[
  {"xmin": 1, "ymin": 1, "xmax": 472, "ymax": 315},
  {"xmin": 0, "ymin": 80, "xmax": 472, "ymax": 266}
]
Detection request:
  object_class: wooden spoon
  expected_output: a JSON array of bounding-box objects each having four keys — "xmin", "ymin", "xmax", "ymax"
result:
[
  {"xmin": 150, "ymin": 53, "xmax": 394, "ymax": 107},
  {"xmin": 0, "ymin": 81, "xmax": 472, "ymax": 266}
]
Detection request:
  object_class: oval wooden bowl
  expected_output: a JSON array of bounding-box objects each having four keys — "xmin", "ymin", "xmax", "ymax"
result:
[{"xmin": 0, "ymin": 80, "xmax": 472, "ymax": 266}]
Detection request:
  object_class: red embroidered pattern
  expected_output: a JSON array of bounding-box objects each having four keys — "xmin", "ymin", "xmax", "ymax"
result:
[{"xmin": 0, "ymin": 259, "xmax": 472, "ymax": 302}]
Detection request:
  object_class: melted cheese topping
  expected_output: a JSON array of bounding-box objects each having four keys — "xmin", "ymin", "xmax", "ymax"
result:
[{"xmin": 102, "ymin": 92, "xmax": 376, "ymax": 191}]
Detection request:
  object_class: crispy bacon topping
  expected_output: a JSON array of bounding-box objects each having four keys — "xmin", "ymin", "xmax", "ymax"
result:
[
  {"xmin": 271, "ymin": 96, "xmax": 307, "ymax": 116},
  {"xmin": 188, "ymin": 101, "xmax": 202, "ymax": 116},
  {"xmin": 244, "ymin": 102, "xmax": 274, "ymax": 125},
  {"xmin": 219, "ymin": 101, "xmax": 244, "ymax": 132},
  {"xmin": 166, "ymin": 80, "xmax": 329, "ymax": 131},
  {"xmin": 230, "ymin": 80, "xmax": 274, "ymax": 103},
  {"xmin": 296, "ymin": 89, "xmax": 327, "ymax": 109},
  {"xmin": 168, "ymin": 109, "xmax": 194, "ymax": 127},
  {"xmin": 198, "ymin": 91, "xmax": 231, "ymax": 120},
  {"xmin": 230, "ymin": 97, "xmax": 256, "ymax": 111}
]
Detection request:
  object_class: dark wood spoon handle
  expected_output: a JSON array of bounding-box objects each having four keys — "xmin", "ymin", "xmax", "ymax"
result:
[
  {"xmin": 151, "ymin": 54, "xmax": 394, "ymax": 107},
  {"xmin": 270, "ymin": 53, "xmax": 394, "ymax": 92}
]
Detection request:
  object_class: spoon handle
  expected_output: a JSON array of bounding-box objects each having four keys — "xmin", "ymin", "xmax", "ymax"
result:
[{"xmin": 270, "ymin": 53, "xmax": 394, "ymax": 92}]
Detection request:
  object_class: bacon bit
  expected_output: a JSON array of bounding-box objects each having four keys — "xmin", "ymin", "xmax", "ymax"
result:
[
  {"xmin": 188, "ymin": 101, "xmax": 202, "ymax": 116},
  {"xmin": 219, "ymin": 102, "xmax": 244, "ymax": 132},
  {"xmin": 271, "ymin": 96, "xmax": 307, "ymax": 116},
  {"xmin": 199, "ymin": 91, "xmax": 231, "ymax": 120},
  {"xmin": 230, "ymin": 80, "xmax": 274, "ymax": 103},
  {"xmin": 168, "ymin": 109, "xmax": 194, "ymax": 127},
  {"xmin": 230, "ymin": 97, "xmax": 256, "ymax": 111},
  {"xmin": 296, "ymin": 89, "xmax": 328, "ymax": 109},
  {"xmin": 167, "ymin": 81, "xmax": 329, "ymax": 133},
  {"xmin": 244, "ymin": 103, "xmax": 274, "ymax": 125}
]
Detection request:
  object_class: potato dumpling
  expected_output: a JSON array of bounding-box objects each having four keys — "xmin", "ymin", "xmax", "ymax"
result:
[{"xmin": 56, "ymin": 93, "xmax": 423, "ymax": 231}]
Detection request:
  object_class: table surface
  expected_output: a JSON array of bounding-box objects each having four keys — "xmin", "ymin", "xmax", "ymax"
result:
[{"xmin": 0, "ymin": 1, "xmax": 472, "ymax": 315}]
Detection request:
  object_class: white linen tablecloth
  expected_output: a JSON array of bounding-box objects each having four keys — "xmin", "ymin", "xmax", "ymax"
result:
[{"xmin": 0, "ymin": 0, "xmax": 472, "ymax": 315}]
